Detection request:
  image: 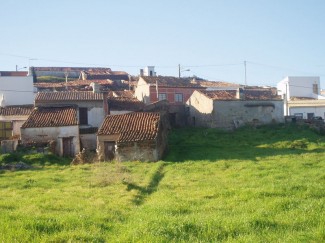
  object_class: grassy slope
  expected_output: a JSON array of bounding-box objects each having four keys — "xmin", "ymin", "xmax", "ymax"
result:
[{"xmin": 0, "ymin": 124, "xmax": 324, "ymax": 242}]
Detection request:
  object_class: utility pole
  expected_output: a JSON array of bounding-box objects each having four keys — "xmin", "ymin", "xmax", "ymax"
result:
[
  {"xmin": 178, "ymin": 64, "xmax": 181, "ymax": 78},
  {"xmin": 244, "ymin": 60, "xmax": 247, "ymax": 86}
]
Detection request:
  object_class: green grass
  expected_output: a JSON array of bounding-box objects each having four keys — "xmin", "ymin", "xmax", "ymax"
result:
[
  {"xmin": 36, "ymin": 76, "xmax": 75, "ymax": 83},
  {"xmin": 0, "ymin": 124, "xmax": 324, "ymax": 242}
]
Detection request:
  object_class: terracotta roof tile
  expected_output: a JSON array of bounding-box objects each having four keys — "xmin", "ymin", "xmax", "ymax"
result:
[
  {"xmin": 22, "ymin": 106, "xmax": 78, "ymax": 128},
  {"xmin": 140, "ymin": 76, "xmax": 240, "ymax": 89},
  {"xmin": 112, "ymin": 90, "xmax": 134, "ymax": 98},
  {"xmin": 199, "ymin": 90, "xmax": 238, "ymax": 100},
  {"xmin": 244, "ymin": 90, "xmax": 281, "ymax": 100},
  {"xmin": 0, "ymin": 105, "xmax": 34, "ymax": 116},
  {"xmin": 33, "ymin": 67, "xmax": 111, "ymax": 72},
  {"xmin": 108, "ymin": 97, "xmax": 144, "ymax": 111},
  {"xmin": 34, "ymin": 79, "xmax": 114, "ymax": 88},
  {"xmin": 198, "ymin": 80, "xmax": 241, "ymax": 88},
  {"xmin": 35, "ymin": 79, "xmax": 129, "ymax": 91},
  {"xmin": 98, "ymin": 112, "xmax": 160, "ymax": 142},
  {"xmin": 0, "ymin": 71, "xmax": 28, "ymax": 77},
  {"xmin": 199, "ymin": 89, "xmax": 281, "ymax": 100},
  {"xmin": 35, "ymin": 91, "xmax": 104, "ymax": 102}
]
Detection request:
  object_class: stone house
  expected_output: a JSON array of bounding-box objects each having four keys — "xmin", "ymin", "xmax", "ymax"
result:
[
  {"xmin": 34, "ymin": 91, "xmax": 108, "ymax": 150},
  {"xmin": 21, "ymin": 106, "xmax": 80, "ymax": 157},
  {"xmin": 187, "ymin": 89, "xmax": 284, "ymax": 129},
  {"xmin": 97, "ymin": 112, "xmax": 168, "ymax": 162}
]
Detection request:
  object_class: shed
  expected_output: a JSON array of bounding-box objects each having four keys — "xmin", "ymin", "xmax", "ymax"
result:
[{"xmin": 97, "ymin": 112, "xmax": 168, "ymax": 162}]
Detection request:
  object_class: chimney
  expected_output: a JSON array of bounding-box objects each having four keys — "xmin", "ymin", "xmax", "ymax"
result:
[
  {"xmin": 236, "ymin": 88, "xmax": 244, "ymax": 100},
  {"xmin": 90, "ymin": 82, "xmax": 100, "ymax": 93},
  {"xmin": 103, "ymin": 92, "xmax": 109, "ymax": 116},
  {"xmin": 140, "ymin": 69, "xmax": 144, "ymax": 76}
]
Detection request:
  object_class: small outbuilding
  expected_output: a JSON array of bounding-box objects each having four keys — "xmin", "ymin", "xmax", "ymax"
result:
[
  {"xmin": 21, "ymin": 106, "xmax": 80, "ymax": 157},
  {"xmin": 97, "ymin": 112, "xmax": 168, "ymax": 162}
]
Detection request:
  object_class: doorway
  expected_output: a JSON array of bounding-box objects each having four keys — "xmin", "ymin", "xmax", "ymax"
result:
[
  {"xmin": 62, "ymin": 137, "xmax": 74, "ymax": 157},
  {"xmin": 104, "ymin": 141, "xmax": 116, "ymax": 161}
]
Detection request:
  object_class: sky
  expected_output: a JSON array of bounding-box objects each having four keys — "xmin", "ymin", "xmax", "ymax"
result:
[{"xmin": 1, "ymin": 0, "xmax": 325, "ymax": 87}]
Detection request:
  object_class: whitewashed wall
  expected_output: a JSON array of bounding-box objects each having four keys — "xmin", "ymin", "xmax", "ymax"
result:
[{"xmin": 0, "ymin": 76, "xmax": 34, "ymax": 105}]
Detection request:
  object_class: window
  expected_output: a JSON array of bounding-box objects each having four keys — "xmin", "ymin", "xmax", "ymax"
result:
[
  {"xmin": 294, "ymin": 113, "xmax": 303, "ymax": 119},
  {"xmin": 175, "ymin": 93, "xmax": 183, "ymax": 103},
  {"xmin": 307, "ymin": 113, "xmax": 314, "ymax": 119},
  {"xmin": 0, "ymin": 121, "xmax": 12, "ymax": 139},
  {"xmin": 79, "ymin": 107, "xmax": 88, "ymax": 125},
  {"xmin": 158, "ymin": 93, "xmax": 167, "ymax": 101},
  {"xmin": 313, "ymin": 84, "xmax": 318, "ymax": 94}
]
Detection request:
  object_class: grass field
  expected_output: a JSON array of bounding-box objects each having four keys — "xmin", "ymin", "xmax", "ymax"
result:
[{"xmin": 0, "ymin": 124, "xmax": 324, "ymax": 242}]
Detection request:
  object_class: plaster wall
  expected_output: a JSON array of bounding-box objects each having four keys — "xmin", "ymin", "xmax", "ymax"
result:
[
  {"xmin": 0, "ymin": 76, "xmax": 34, "ymax": 105},
  {"xmin": 135, "ymin": 78, "xmax": 150, "ymax": 104},
  {"xmin": 21, "ymin": 125, "xmax": 80, "ymax": 156}
]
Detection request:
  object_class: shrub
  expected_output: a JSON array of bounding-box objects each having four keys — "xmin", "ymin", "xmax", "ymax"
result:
[{"xmin": 0, "ymin": 153, "xmax": 21, "ymax": 164}]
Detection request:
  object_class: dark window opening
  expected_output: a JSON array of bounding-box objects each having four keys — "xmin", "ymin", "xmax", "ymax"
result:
[
  {"xmin": 79, "ymin": 107, "xmax": 88, "ymax": 125},
  {"xmin": 0, "ymin": 121, "xmax": 12, "ymax": 140}
]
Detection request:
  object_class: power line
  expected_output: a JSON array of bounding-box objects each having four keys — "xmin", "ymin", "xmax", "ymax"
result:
[{"xmin": 0, "ymin": 89, "xmax": 35, "ymax": 93}]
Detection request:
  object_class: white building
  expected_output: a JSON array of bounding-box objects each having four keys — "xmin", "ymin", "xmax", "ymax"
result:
[
  {"xmin": 277, "ymin": 76, "xmax": 325, "ymax": 118},
  {"xmin": 0, "ymin": 71, "xmax": 35, "ymax": 106},
  {"xmin": 140, "ymin": 66, "xmax": 156, "ymax": 77}
]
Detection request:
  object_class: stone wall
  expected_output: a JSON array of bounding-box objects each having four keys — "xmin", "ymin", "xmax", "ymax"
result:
[
  {"xmin": 116, "ymin": 140, "xmax": 158, "ymax": 162},
  {"xmin": 188, "ymin": 92, "xmax": 284, "ymax": 130}
]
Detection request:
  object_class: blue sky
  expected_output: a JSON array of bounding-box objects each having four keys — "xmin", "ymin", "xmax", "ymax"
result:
[{"xmin": 1, "ymin": 0, "xmax": 325, "ymax": 87}]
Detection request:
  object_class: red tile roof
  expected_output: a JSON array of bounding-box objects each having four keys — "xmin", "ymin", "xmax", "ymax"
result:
[
  {"xmin": 198, "ymin": 80, "xmax": 241, "ymax": 88},
  {"xmin": 198, "ymin": 90, "xmax": 238, "ymax": 100},
  {"xmin": 35, "ymin": 91, "xmax": 104, "ymax": 102},
  {"xmin": 98, "ymin": 112, "xmax": 160, "ymax": 142},
  {"xmin": 199, "ymin": 89, "xmax": 281, "ymax": 101},
  {"xmin": 140, "ymin": 76, "xmax": 240, "ymax": 89},
  {"xmin": 108, "ymin": 97, "xmax": 144, "ymax": 111},
  {"xmin": 112, "ymin": 90, "xmax": 134, "ymax": 98},
  {"xmin": 21, "ymin": 107, "xmax": 78, "ymax": 128},
  {"xmin": 33, "ymin": 67, "xmax": 111, "ymax": 72},
  {"xmin": 34, "ymin": 79, "xmax": 129, "ymax": 91},
  {"xmin": 34, "ymin": 79, "xmax": 114, "ymax": 88},
  {"xmin": 0, "ymin": 105, "xmax": 34, "ymax": 116},
  {"xmin": 243, "ymin": 90, "xmax": 281, "ymax": 100},
  {"xmin": 0, "ymin": 71, "xmax": 28, "ymax": 77}
]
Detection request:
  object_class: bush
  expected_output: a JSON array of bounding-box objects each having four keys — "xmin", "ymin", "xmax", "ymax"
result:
[{"xmin": 0, "ymin": 153, "xmax": 21, "ymax": 164}]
